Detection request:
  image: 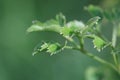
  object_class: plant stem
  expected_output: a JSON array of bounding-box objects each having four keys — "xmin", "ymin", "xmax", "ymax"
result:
[
  {"xmin": 80, "ymin": 49, "xmax": 118, "ymax": 73},
  {"xmin": 112, "ymin": 23, "xmax": 119, "ymax": 70},
  {"xmin": 64, "ymin": 36, "xmax": 80, "ymax": 49},
  {"xmin": 76, "ymin": 36, "xmax": 118, "ymax": 73}
]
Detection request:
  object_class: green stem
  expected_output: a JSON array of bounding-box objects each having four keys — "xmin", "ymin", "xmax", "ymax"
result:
[
  {"xmin": 112, "ymin": 23, "xmax": 119, "ymax": 70},
  {"xmin": 65, "ymin": 36, "xmax": 119, "ymax": 73},
  {"xmin": 64, "ymin": 36, "xmax": 80, "ymax": 49},
  {"xmin": 81, "ymin": 49, "xmax": 118, "ymax": 73},
  {"xmin": 76, "ymin": 36, "xmax": 119, "ymax": 73}
]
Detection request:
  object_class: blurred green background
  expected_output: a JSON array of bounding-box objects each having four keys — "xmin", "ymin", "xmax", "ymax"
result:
[{"xmin": 0, "ymin": 0, "xmax": 120, "ymax": 80}]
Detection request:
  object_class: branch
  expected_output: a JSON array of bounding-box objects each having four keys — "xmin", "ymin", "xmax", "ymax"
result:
[{"xmin": 80, "ymin": 49, "xmax": 118, "ymax": 73}]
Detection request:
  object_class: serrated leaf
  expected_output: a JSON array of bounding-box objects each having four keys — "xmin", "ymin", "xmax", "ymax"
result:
[
  {"xmin": 56, "ymin": 13, "xmax": 66, "ymax": 26},
  {"xmin": 60, "ymin": 27, "xmax": 72, "ymax": 36},
  {"xmin": 87, "ymin": 16, "xmax": 101, "ymax": 26},
  {"xmin": 32, "ymin": 42, "xmax": 50, "ymax": 56},
  {"xmin": 82, "ymin": 17, "xmax": 101, "ymax": 35},
  {"xmin": 93, "ymin": 36, "xmax": 106, "ymax": 52},
  {"xmin": 40, "ymin": 42, "xmax": 50, "ymax": 51},
  {"xmin": 47, "ymin": 43, "xmax": 61, "ymax": 55},
  {"xmin": 32, "ymin": 42, "xmax": 62, "ymax": 56}
]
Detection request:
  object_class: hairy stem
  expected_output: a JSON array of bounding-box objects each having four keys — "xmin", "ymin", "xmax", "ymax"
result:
[
  {"xmin": 75, "ymin": 36, "xmax": 119, "ymax": 73},
  {"xmin": 112, "ymin": 23, "xmax": 119, "ymax": 70},
  {"xmin": 80, "ymin": 49, "xmax": 118, "ymax": 73}
]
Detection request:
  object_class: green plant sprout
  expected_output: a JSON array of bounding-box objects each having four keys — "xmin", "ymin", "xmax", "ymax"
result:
[{"xmin": 27, "ymin": 5, "xmax": 120, "ymax": 74}]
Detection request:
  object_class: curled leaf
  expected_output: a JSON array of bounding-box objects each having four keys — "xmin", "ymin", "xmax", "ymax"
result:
[
  {"xmin": 60, "ymin": 20, "xmax": 85, "ymax": 37},
  {"xmin": 56, "ymin": 13, "xmax": 66, "ymax": 26},
  {"xmin": 67, "ymin": 20, "xmax": 85, "ymax": 28},
  {"xmin": 47, "ymin": 43, "xmax": 61, "ymax": 55},
  {"xmin": 27, "ymin": 21, "xmax": 44, "ymax": 32},
  {"xmin": 40, "ymin": 42, "xmax": 50, "ymax": 51},
  {"xmin": 87, "ymin": 16, "xmax": 101, "ymax": 26},
  {"xmin": 32, "ymin": 42, "xmax": 62, "ymax": 56},
  {"xmin": 93, "ymin": 36, "xmax": 106, "ymax": 52},
  {"xmin": 27, "ymin": 20, "xmax": 62, "ymax": 33}
]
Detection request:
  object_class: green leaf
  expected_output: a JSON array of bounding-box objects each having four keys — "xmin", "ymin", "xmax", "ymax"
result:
[
  {"xmin": 85, "ymin": 67, "xmax": 103, "ymax": 80},
  {"xmin": 27, "ymin": 21, "xmax": 44, "ymax": 32},
  {"xmin": 60, "ymin": 20, "xmax": 85, "ymax": 36},
  {"xmin": 103, "ymin": 10, "xmax": 113, "ymax": 21},
  {"xmin": 87, "ymin": 16, "xmax": 101, "ymax": 26},
  {"xmin": 60, "ymin": 27, "xmax": 73, "ymax": 36},
  {"xmin": 27, "ymin": 20, "xmax": 62, "ymax": 33},
  {"xmin": 40, "ymin": 42, "xmax": 50, "ymax": 51},
  {"xmin": 86, "ymin": 66, "xmax": 120, "ymax": 80},
  {"xmin": 85, "ymin": 5, "xmax": 103, "ymax": 18},
  {"xmin": 32, "ymin": 42, "xmax": 62, "ymax": 56},
  {"xmin": 32, "ymin": 42, "xmax": 50, "ymax": 56},
  {"xmin": 93, "ymin": 36, "xmax": 106, "ymax": 52},
  {"xmin": 67, "ymin": 20, "xmax": 85, "ymax": 32},
  {"xmin": 56, "ymin": 13, "xmax": 66, "ymax": 26},
  {"xmin": 82, "ymin": 17, "xmax": 101, "ymax": 35},
  {"xmin": 47, "ymin": 43, "xmax": 61, "ymax": 55},
  {"xmin": 67, "ymin": 20, "xmax": 85, "ymax": 28},
  {"xmin": 45, "ymin": 19, "xmax": 59, "ymax": 25}
]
